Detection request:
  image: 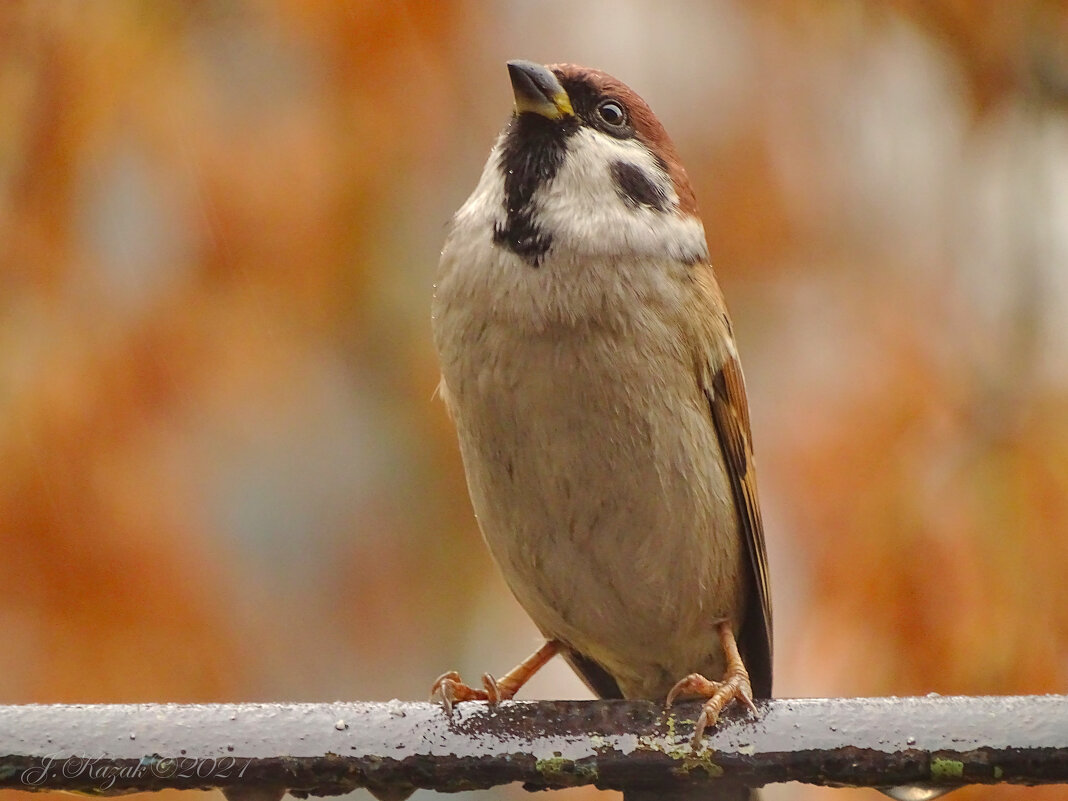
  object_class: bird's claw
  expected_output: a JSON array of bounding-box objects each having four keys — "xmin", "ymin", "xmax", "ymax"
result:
[
  {"xmin": 665, "ymin": 666, "xmax": 756, "ymax": 744},
  {"xmin": 430, "ymin": 670, "xmax": 508, "ymax": 716}
]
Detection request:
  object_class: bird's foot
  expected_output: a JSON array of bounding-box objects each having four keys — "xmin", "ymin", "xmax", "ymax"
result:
[
  {"xmin": 664, "ymin": 621, "xmax": 758, "ymax": 743},
  {"xmin": 429, "ymin": 640, "xmax": 560, "ymax": 717},
  {"xmin": 665, "ymin": 666, "xmax": 756, "ymax": 742},
  {"xmin": 430, "ymin": 671, "xmax": 508, "ymax": 716}
]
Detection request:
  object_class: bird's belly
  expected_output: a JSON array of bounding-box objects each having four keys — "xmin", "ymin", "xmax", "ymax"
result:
[{"xmin": 447, "ymin": 329, "xmax": 746, "ymax": 699}]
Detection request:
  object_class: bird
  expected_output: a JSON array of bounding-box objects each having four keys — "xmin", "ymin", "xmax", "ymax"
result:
[{"xmin": 430, "ymin": 60, "xmax": 772, "ymax": 800}]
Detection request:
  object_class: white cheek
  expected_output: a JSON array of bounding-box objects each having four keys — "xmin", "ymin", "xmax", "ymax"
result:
[{"xmin": 536, "ymin": 128, "xmax": 709, "ymax": 264}]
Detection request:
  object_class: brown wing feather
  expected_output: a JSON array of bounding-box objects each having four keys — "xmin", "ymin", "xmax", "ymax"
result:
[
  {"xmin": 707, "ymin": 355, "xmax": 773, "ymax": 697},
  {"xmin": 689, "ymin": 266, "xmax": 773, "ymax": 699}
]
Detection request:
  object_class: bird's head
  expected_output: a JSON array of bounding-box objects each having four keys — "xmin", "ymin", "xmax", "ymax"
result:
[{"xmin": 455, "ymin": 61, "xmax": 709, "ymax": 270}]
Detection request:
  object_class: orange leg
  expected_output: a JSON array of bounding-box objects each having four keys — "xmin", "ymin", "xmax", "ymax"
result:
[
  {"xmin": 665, "ymin": 620, "xmax": 757, "ymax": 743},
  {"xmin": 430, "ymin": 640, "xmax": 560, "ymax": 715}
]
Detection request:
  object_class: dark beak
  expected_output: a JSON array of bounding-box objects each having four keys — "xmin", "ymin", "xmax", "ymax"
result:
[{"xmin": 506, "ymin": 60, "xmax": 574, "ymax": 120}]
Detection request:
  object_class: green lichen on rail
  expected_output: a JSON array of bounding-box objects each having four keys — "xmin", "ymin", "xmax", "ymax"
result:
[
  {"xmin": 534, "ymin": 755, "xmax": 599, "ymax": 785},
  {"xmin": 930, "ymin": 758, "xmax": 964, "ymax": 781},
  {"xmin": 671, "ymin": 749, "xmax": 725, "ymax": 780},
  {"xmin": 636, "ymin": 711, "xmax": 727, "ymax": 781}
]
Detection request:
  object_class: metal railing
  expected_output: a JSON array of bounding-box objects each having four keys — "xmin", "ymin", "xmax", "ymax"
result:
[{"xmin": 1, "ymin": 695, "xmax": 1066, "ymax": 798}]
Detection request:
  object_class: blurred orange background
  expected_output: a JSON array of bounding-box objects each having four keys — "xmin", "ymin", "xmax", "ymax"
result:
[{"xmin": 2, "ymin": 2, "xmax": 1067, "ymax": 801}]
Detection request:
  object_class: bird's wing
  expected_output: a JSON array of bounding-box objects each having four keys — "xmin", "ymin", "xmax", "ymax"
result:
[{"xmin": 694, "ymin": 270, "xmax": 773, "ymax": 699}]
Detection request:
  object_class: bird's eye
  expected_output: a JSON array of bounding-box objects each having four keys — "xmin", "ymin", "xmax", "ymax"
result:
[{"xmin": 597, "ymin": 100, "xmax": 626, "ymax": 126}]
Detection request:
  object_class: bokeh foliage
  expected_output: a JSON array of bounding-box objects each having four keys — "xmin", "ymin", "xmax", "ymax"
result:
[{"xmin": 2, "ymin": 2, "xmax": 1067, "ymax": 800}]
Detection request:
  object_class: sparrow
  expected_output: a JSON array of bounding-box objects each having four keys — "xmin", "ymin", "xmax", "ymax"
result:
[{"xmin": 430, "ymin": 60, "xmax": 772, "ymax": 800}]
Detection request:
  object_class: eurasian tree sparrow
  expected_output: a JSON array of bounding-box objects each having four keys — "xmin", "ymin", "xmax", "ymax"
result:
[{"xmin": 430, "ymin": 60, "xmax": 772, "ymax": 799}]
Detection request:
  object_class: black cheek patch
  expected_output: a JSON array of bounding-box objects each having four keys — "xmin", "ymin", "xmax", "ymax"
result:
[{"xmin": 610, "ymin": 161, "xmax": 670, "ymax": 212}]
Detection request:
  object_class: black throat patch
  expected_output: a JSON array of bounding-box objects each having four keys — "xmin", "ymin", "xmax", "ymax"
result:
[{"xmin": 493, "ymin": 113, "xmax": 576, "ymax": 266}]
